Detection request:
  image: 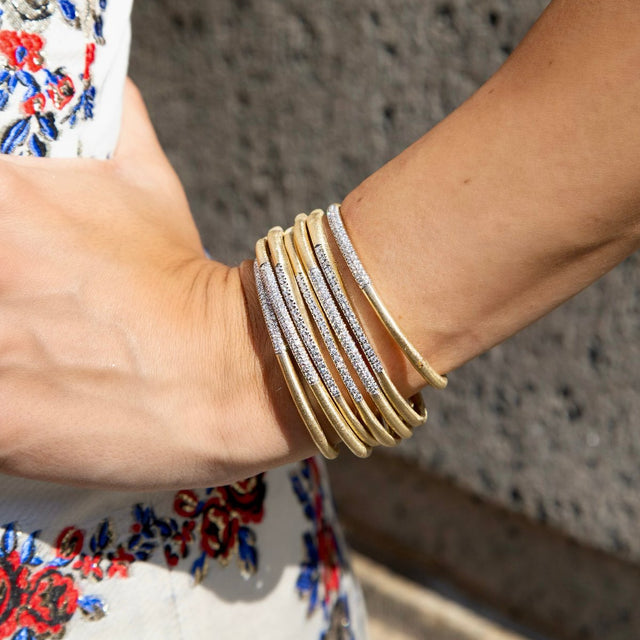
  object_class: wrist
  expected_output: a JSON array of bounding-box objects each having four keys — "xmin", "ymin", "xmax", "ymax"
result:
[{"xmin": 223, "ymin": 260, "xmax": 318, "ymax": 465}]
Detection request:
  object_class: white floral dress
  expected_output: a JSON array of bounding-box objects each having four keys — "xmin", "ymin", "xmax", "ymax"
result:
[{"xmin": 0, "ymin": 2, "xmax": 368, "ymax": 638}]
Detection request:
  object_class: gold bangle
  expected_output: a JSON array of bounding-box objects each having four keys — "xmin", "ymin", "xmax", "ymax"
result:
[
  {"xmin": 283, "ymin": 227, "xmax": 397, "ymax": 448},
  {"xmin": 259, "ymin": 235, "xmax": 371, "ymax": 459},
  {"xmin": 293, "ymin": 212, "xmax": 420, "ymax": 440},
  {"xmin": 306, "ymin": 210, "xmax": 427, "ymax": 430},
  {"xmin": 326, "ymin": 202, "xmax": 447, "ymax": 390},
  {"xmin": 267, "ymin": 227, "xmax": 374, "ymax": 455},
  {"xmin": 278, "ymin": 228, "xmax": 379, "ymax": 447},
  {"xmin": 253, "ymin": 199, "xmax": 448, "ymax": 459},
  {"xmin": 252, "ymin": 257, "xmax": 339, "ymax": 459}
]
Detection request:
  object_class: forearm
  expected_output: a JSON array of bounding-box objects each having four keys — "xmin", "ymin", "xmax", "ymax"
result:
[
  {"xmin": 4, "ymin": 2, "xmax": 639, "ymax": 488},
  {"xmin": 334, "ymin": 0, "xmax": 640, "ymax": 397}
]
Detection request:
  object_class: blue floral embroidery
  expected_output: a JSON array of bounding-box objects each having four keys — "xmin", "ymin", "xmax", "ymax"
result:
[
  {"xmin": 0, "ymin": 522, "xmax": 86, "ymax": 639},
  {"xmin": 0, "ymin": 0, "xmax": 107, "ymax": 156},
  {"xmin": 0, "ymin": 476, "xmax": 267, "ymax": 639},
  {"xmin": 291, "ymin": 459, "xmax": 355, "ymax": 640}
]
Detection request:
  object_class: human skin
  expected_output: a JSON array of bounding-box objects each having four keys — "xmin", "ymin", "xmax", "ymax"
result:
[{"xmin": 0, "ymin": 0, "xmax": 639, "ymax": 489}]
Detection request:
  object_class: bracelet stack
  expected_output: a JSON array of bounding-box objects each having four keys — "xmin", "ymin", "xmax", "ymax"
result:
[{"xmin": 254, "ymin": 203, "xmax": 447, "ymax": 459}]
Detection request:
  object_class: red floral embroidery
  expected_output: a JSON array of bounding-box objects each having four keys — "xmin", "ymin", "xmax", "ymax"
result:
[
  {"xmin": 172, "ymin": 521, "xmax": 196, "ymax": 559},
  {"xmin": 291, "ymin": 459, "xmax": 355, "ymax": 640},
  {"xmin": 0, "ymin": 551, "xmax": 30, "ymax": 639},
  {"xmin": 72, "ymin": 554, "xmax": 104, "ymax": 581},
  {"xmin": 105, "ymin": 546, "xmax": 133, "ymax": 579},
  {"xmin": 20, "ymin": 568, "xmax": 78, "ymax": 636},
  {"xmin": 173, "ymin": 489, "xmax": 200, "ymax": 518},
  {"xmin": 0, "ymin": 31, "xmax": 44, "ymax": 72},
  {"xmin": 0, "ymin": 473, "xmax": 267, "ymax": 639},
  {"xmin": 83, "ymin": 43, "xmax": 95, "ymax": 81},
  {"xmin": 0, "ymin": 12, "xmax": 104, "ymax": 155},
  {"xmin": 174, "ymin": 475, "xmax": 266, "ymax": 572},
  {"xmin": 220, "ymin": 477, "xmax": 266, "ymax": 524},
  {"xmin": 21, "ymin": 92, "xmax": 45, "ymax": 116},
  {"xmin": 0, "ymin": 542, "xmax": 78, "ymax": 640},
  {"xmin": 200, "ymin": 498, "xmax": 240, "ymax": 563},
  {"xmin": 55, "ymin": 527, "xmax": 84, "ymax": 562},
  {"xmin": 46, "ymin": 73, "xmax": 74, "ymax": 110}
]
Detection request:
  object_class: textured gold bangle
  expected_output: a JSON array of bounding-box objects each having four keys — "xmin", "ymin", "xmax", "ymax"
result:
[
  {"xmin": 252, "ymin": 257, "xmax": 339, "ymax": 459},
  {"xmin": 274, "ymin": 227, "xmax": 378, "ymax": 447},
  {"xmin": 294, "ymin": 212, "xmax": 421, "ymax": 440},
  {"xmin": 283, "ymin": 227, "xmax": 397, "ymax": 448},
  {"xmin": 266, "ymin": 227, "xmax": 374, "ymax": 455},
  {"xmin": 253, "ymin": 199, "xmax": 447, "ymax": 458},
  {"xmin": 306, "ymin": 210, "xmax": 427, "ymax": 430},
  {"xmin": 326, "ymin": 202, "xmax": 447, "ymax": 390},
  {"xmin": 279, "ymin": 228, "xmax": 379, "ymax": 448}
]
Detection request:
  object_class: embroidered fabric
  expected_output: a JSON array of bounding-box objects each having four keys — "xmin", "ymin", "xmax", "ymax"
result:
[{"xmin": 0, "ymin": 2, "xmax": 369, "ymax": 638}]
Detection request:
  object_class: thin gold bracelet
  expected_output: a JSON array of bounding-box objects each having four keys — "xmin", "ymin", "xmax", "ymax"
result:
[
  {"xmin": 283, "ymin": 227, "xmax": 398, "ymax": 448},
  {"xmin": 252, "ymin": 257, "xmax": 339, "ymax": 459},
  {"xmin": 278, "ymin": 228, "xmax": 379, "ymax": 447},
  {"xmin": 306, "ymin": 210, "xmax": 428, "ymax": 430},
  {"xmin": 266, "ymin": 227, "xmax": 374, "ymax": 455},
  {"xmin": 326, "ymin": 202, "xmax": 447, "ymax": 390},
  {"xmin": 293, "ymin": 213, "xmax": 422, "ymax": 440}
]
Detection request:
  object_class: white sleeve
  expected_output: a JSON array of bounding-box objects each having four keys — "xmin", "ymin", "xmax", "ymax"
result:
[{"xmin": 0, "ymin": 0, "xmax": 133, "ymax": 158}]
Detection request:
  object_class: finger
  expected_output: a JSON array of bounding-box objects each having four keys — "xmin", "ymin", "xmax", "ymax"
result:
[{"xmin": 114, "ymin": 78, "xmax": 168, "ymax": 168}]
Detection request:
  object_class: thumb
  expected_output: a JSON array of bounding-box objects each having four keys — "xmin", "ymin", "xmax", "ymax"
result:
[{"xmin": 114, "ymin": 78, "xmax": 168, "ymax": 168}]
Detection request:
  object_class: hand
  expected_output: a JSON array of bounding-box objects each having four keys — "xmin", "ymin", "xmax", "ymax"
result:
[{"xmin": 0, "ymin": 80, "xmax": 314, "ymax": 490}]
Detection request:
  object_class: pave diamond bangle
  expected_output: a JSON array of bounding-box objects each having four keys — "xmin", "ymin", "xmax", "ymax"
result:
[
  {"xmin": 326, "ymin": 202, "xmax": 448, "ymax": 390},
  {"xmin": 256, "ymin": 238, "xmax": 370, "ymax": 458},
  {"xmin": 266, "ymin": 227, "xmax": 375, "ymax": 454},
  {"xmin": 253, "ymin": 257, "xmax": 339, "ymax": 459},
  {"xmin": 294, "ymin": 213, "xmax": 420, "ymax": 440},
  {"xmin": 306, "ymin": 210, "xmax": 427, "ymax": 431},
  {"xmin": 283, "ymin": 227, "xmax": 398, "ymax": 448},
  {"xmin": 253, "ymin": 203, "xmax": 445, "ymax": 459}
]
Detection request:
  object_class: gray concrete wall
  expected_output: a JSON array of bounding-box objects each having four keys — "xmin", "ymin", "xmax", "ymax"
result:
[{"xmin": 129, "ymin": 1, "xmax": 640, "ymax": 638}]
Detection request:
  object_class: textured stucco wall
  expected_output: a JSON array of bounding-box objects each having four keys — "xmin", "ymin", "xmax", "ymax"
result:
[{"xmin": 129, "ymin": 0, "xmax": 640, "ymax": 564}]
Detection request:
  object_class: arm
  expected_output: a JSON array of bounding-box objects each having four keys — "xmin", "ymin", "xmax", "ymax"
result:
[
  {"xmin": 238, "ymin": 0, "xmax": 640, "ymax": 455},
  {"xmin": 1, "ymin": 0, "xmax": 638, "ymax": 489},
  {"xmin": 325, "ymin": 0, "xmax": 640, "ymax": 400}
]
